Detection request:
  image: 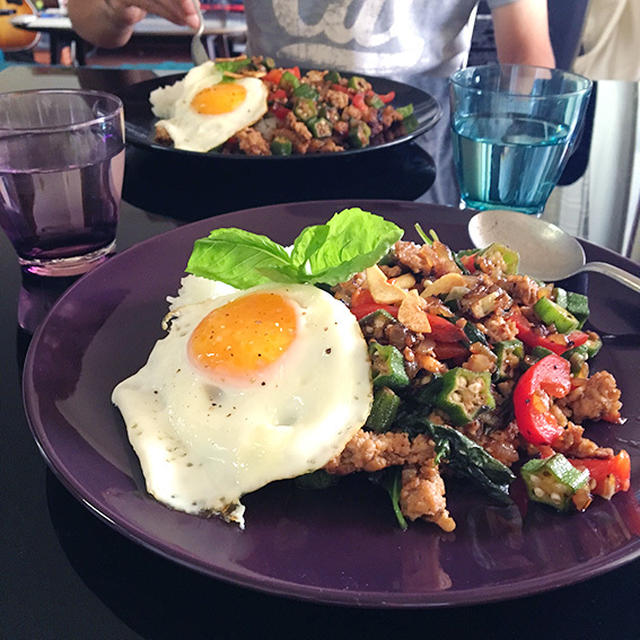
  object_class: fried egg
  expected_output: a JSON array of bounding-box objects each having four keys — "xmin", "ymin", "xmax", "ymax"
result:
[
  {"xmin": 149, "ymin": 61, "xmax": 268, "ymax": 153},
  {"xmin": 112, "ymin": 276, "xmax": 372, "ymax": 527}
]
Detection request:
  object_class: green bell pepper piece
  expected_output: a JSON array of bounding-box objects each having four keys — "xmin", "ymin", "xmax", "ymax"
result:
[
  {"xmin": 279, "ymin": 70, "xmax": 300, "ymax": 91},
  {"xmin": 395, "ymin": 104, "xmax": 414, "ymax": 118},
  {"xmin": 552, "ymin": 287, "xmax": 589, "ymax": 327},
  {"xmin": 400, "ymin": 113, "xmax": 419, "ymax": 133},
  {"xmin": 585, "ymin": 334, "xmax": 602, "ymax": 357},
  {"xmin": 562, "ymin": 333, "xmax": 602, "ymax": 373},
  {"xmin": 293, "ymin": 83, "xmax": 318, "ymax": 100},
  {"xmin": 566, "ymin": 291, "xmax": 590, "ymax": 326},
  {"xmin": 494, "ymin": 339, "xmax": 524, "ymax": 381},
  {"xmin": 534, "ymin": 296, "xmax": 580, "ymax": 333},
  {"xmin": 368, "ymin": 341, "xmax": 410, "ymax": 391},
  {"xmin": 325, "ymin": 70, "xmax": 341, "ymax": 84},
  {"xmin": 552, "ymin": 286, "xmax": 568, "ymax": 308},
  {"xmin": 348, "ymin": 120, "xmax": 371, "ymax": 148},
  {"xmin": 435, "ymin": 367, "xmax": 495, "ymax": 426},
  {"xmin": 270, "ymin": 136, "xmax": 292, "ymax": 156},
  {"xmin": 562, "ymin": 343, "xmax": 589, "ymax": 374},
  {"xmin": 479, "ymin": 242, "xmax": 519, "ymax": 275},
  {"xmin": 365, "ymin": 94, "xmax": 385, "ymax": 109},
  {"xmin": 347, "ymin": 75, "xmax": 368, "ymax": 91},
  {"xmin": 521, "ymin": 453, "xmax": 590, "ymax": 511},
  {"xmin": 365, "ymin": 386, "xmax": 401, "ymax": 433}
]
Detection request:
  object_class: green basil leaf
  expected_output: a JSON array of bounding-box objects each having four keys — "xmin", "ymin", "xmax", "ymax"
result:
[
  {"xmin": 185, "ymin": 208, "xmax": 403, "ymax": 288},
  {"xmin": 185, "ymin": 228, "xmax": 295, "ymax": 289},
  {"xmin": 369, "ymin": 467, "xmax": 408, "ymax": 531},
  {"xmin": 290, "ymin": 224, "xmax": 330, "ymax": 273},
  {"xmin": 302, "ymin": 207, "xmax": 403, "ymax": 285},
  {"xmin": 214, "ymin": 58, "xmax": 252, "ymax": 73}
]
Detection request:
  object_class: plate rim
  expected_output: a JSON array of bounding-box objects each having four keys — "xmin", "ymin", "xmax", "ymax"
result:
[{"xmin": 22, "ymin": 199, "xmax": 640, "ymax": 608}]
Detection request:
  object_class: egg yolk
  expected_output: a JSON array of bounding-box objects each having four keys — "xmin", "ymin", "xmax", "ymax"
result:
[
  {"xmin": 188, "ymin": 292, "xmax": 298, "ymax": 382},
  {"xmin": 191, "ymin": 82, "xmax": 247, "ymax": 115}
]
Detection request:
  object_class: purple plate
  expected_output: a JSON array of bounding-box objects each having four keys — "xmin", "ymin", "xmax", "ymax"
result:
[{"xmin": 23, "ymin": 200, "xmax": 640, "ymax": 608}]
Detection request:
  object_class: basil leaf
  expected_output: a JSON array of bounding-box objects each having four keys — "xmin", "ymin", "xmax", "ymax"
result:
[
  {"xmin": 186, "ymin": 228, "xmax": 295, "ymax": 289},
  {"xmin": 290, "ymin": 224, "xmax": 330, "ymax": 273},
  {"xmin": 302, "ymin": 208, "xmax": 403, "ymax": 285},
  {"xmin": 185, "ymin": 207, "xmax": 403, "ymax": 289},
  {"xmin": 215, "ymin": 58, "xmax": 252, "ymax": 73},
  {"xmin": 369, "ymin": 467, "xmax": 408, "ymax": 531},
  {"xmin": 425, "ymin": 421, "xmax": 515, "ymax": 502}
]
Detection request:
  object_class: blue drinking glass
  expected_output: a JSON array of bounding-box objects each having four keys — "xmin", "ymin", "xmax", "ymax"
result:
[{"xmin": 449, "ymin": 64, "xmax": 592, "ymax": 215}]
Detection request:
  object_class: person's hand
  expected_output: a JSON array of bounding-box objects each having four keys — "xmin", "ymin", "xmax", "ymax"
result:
[{"xmin": 105, "ymin": 0, "xmax": 200, "ymax": 30}]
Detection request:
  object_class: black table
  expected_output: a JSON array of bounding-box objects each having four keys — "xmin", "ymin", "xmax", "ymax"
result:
[{"xmin": 1, "ymin": 64, "xmax": 639, "ymax": 639}]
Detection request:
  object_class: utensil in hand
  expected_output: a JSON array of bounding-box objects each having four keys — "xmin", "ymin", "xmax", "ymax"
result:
[
  {"xmin": 449, "ymin": 64, "xmax": 592, "ymax": 215},
  {"xmin": 190, "ymin": 0, "xmax": 209, "ymax": 65},
  {"xmin": 0, "ymin": 89, "xmax": 125, "ymax": 277},
  {"xmin": 468, "ymin": 209, "xmax": 640, "ymax": 294}
]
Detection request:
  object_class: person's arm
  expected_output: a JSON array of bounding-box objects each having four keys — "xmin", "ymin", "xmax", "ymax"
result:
[
  {"xmin": 67, "ymin": 0, "xmax": 199, "ymax": 49},
  {"xmin": 491, "ymin": 0, "xmax": 556, "ymax": 67}
]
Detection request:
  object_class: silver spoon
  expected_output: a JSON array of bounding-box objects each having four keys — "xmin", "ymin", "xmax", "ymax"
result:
[
  {"xmin": 467, "ymin": 209, "xmax": 640, "ymax": 294},
  {"xmin": 190, "ymin": 0, "xmax": 210, "ymax": 66}
]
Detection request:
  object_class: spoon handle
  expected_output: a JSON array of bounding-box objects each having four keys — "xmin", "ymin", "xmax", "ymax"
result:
[{"xmin": 581, "ymin": 262, "xmax": 640, "ymax": 294}]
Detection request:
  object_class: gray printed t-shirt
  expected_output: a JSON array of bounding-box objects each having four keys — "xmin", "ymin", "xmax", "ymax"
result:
[{"xmin": 244, "ymin": 0, "xmax": 518, "ymax": 89}]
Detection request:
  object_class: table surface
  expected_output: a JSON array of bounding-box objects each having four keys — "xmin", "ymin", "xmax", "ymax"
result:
[{"xmin": 1, "ymin": 64, "xmax": 639, "ymax": 639}]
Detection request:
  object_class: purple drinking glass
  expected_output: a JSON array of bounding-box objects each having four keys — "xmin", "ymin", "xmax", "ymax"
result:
[{"xmin": 0, "ymin": 89, "xmax": 125, "ymax": 276}]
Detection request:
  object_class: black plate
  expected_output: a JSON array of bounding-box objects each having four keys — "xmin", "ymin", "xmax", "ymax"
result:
[{"xmin": 119, "ymin": 71, "xmax": 441, "ymax": 160}]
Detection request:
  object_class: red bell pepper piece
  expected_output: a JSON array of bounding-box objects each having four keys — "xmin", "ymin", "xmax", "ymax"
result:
[
  {"xmin": 426, "ymin": 314, "xmax": 467, "ymax": 343},
  {"xmin": 271, "ymin": 103, "xmax": 291, "ymax": 120},
  {"xmin": 331, "ymin": 83, "xmax": 350, "ymax": 94},
  {"xmin": 350, "ymin": 289, "xmax": 398, "ymax": 321},
  {"xmin": 513, "ymin": 353, "xmax": 572, "ymax": 445},
  {"xmin": 377, "ymin": 90, "xmax": 395, "ymax": 103},
  {"xmin": 433, "ymin": 342, "xmax": 469, "ymax": 361},
  {"xmin": 460, "ymin": 253, "xmax": 477, "ymax": 273},
  {"xmin": 264, "ymin": 69, "xmax": 283, "ymax": 84},
  {"xmin": 569, "ymin": 450, "xmax": 631, "ymax": 498},
  {"xmin": 270, "ymin": 88, "xmax": 288, "ymax": 103},
  {"xmin": 512, "ymin": 311, "xmax": 589, "ymax": 354},
  {"xmin": 352, "ymin": 92, "xmax": 367, "ymax": 112},
  {"xmin": 264, "ymin": 67, "xmax": 299, "ymax": 85}
]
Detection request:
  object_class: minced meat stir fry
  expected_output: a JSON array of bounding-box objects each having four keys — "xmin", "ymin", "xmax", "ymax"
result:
[
  {"xmin": 314, "ymin": 232, "xmax": 627, "ymax": 532},
  {"xmin": 158, "ymin": 55, "xmax": 416, "ymax": 155}
]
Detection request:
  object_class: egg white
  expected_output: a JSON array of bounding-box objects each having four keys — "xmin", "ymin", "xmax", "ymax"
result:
[
  {"xmin": 112, "ymin": 277, "xmax": 373, "ymax": 527},
  {"xmin": 149, "ymin": 61, "xmax": 268, "ymax": 153}
]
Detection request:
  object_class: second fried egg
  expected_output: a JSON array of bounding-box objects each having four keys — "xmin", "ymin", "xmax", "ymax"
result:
[{"xmin": 149, "ymin": 61, "xmax": 268, "ymax": 153}]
